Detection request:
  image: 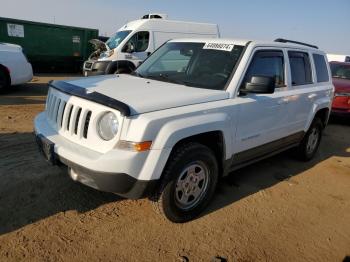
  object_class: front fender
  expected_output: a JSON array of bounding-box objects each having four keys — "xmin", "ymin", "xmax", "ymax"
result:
[
  {"xmin": 153, "ymin": 112, "xmax": 232, "ymax": 152},
  {"xmin": 136, "ymin": 112, "xmax": 233, "ymax": 180}
]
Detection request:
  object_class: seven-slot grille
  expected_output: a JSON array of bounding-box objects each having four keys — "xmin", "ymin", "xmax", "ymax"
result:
[{"xmin": 46, "ymin": 89, "xmax": 92, "ymax": 139}]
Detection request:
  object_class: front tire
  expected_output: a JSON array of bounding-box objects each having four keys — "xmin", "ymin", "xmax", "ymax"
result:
[
  {"xmin": 295, "ymin": 118, "xmax": 323, "ymax": 161},
  {"xmin": 152, "ymin": 143, "xmax": 218, "ymax": 223}
]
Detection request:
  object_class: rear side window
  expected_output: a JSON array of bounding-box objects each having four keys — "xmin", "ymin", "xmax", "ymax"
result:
[
  {"xmin": 243, "ymin": 50, "xmax": 285, "ymax": 88},
  {"xmin": 288, "ymin": 51, "xmax": 312, "ymax": 85},
  {"xmin": 313, "ymin": 54, "xmax": 329, "ymax": 82}
]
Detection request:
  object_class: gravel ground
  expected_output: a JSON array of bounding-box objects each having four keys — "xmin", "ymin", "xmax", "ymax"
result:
[{"xmin": 0, "ymin": 75, "xmax": 349, "ymax": 262}]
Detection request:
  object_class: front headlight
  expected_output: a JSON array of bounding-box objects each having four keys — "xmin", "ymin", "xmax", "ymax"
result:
[{"xmin": 97, "ymin": 112, "xmax": 119, "ymax": 141}]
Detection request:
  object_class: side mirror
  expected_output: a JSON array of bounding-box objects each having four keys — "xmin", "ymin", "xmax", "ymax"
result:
[{"xmin": 240, "ymin": 76, "xmax": 276, "ymax": 95}]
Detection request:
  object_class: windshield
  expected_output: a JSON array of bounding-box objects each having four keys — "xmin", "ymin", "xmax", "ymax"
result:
[
  {"xmin": 106, "ymin": 30, "xmax": 132, "ymax": 49},
  {"xmin": 135, "ymin": 42, "xmax": 244, "ymax": 90},
  {"xmin": 331, "ymin": 63, "xmax": 350, "ymax": 80}
]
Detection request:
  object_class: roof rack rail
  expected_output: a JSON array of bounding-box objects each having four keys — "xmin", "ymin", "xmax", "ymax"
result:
[{"xmin": 274, "ymin": 38, "xmax": 318, "ymax": 49}]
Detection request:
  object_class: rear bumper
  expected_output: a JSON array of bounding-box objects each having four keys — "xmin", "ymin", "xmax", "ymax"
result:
[
  {"xmin": 83, "ymin": 60, "xmax": 111, "ymax": 76},
  {"xmin": 332, "ymin": 96, "xmax": 350, "ymax": 116},
  {"xmin": 331, "ymin": 108, "xmax": 350, "ymax": 117}
]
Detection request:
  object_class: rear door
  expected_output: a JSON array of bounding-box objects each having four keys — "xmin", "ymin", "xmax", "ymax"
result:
[
  {"xmin": 286, "ymin": 50, "xmax": 316, "ymax": 133},
  {"xmin": 286, "ymin": 51, "xmax": 331, "ymax": 133},
  {"xmin": 233, "ymin": 48, "xmax": 292, "ymax": 161}
]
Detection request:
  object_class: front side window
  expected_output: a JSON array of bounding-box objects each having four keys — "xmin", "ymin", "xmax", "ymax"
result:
[
  {"xmin": 135, "ymin": 42, "xmax": 245, "ymax": 90},
  {"xmin": 106, "ymin": 30, "xmax": 131, "ymax": 49},
  {"xmin": 242, "ymin": 50, "xmax": 285, "ymax": 88},
  {"xmin": 123, "ymin": 31, "xmax": 150, "ymax": 53},
  {"xmin": 330, "ymin": 63, "xmax": 350, "ymax": 80},
  {"xmin": 288, "ymin": 51, "xmax": 312, "ymax": 85},
  {"xmin": 313, "ymin": 54, "xmax": 329, "ymax": 82}
]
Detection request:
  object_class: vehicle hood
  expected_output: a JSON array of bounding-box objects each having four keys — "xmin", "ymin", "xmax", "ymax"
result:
[
  {"xmin": 332, "ymin": 77, "xmax": 350, "ymax": 93},
  {"xmin": 89, "ymin": 39, "xmax": 109, "ymax": 51},
  {"xmin": 64, "ymin": 74, "xmax": 229, "ymax": 115}
]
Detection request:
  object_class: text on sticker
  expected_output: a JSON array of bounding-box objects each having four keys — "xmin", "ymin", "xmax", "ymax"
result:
[{"xmin": 203, "ymin": 43, "xmax": 234, "ymax": 52}]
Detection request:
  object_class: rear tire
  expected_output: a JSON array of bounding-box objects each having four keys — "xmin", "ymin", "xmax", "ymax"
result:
[
  {"xmin": 0, "ymin": 69, "xmax": 10, "ymax": 92},
  {"xmin": 295, "ymin": 118, "xmax": 323, "ymax": 161},
  {"xmin": 152, "ymin": 143, "xmax": 218, "ymax": 223}
]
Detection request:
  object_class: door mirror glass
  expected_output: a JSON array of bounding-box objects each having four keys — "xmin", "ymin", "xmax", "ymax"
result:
[{"xmin": 241, "ymin": 76, "xmax": 276, "ymax": 94}]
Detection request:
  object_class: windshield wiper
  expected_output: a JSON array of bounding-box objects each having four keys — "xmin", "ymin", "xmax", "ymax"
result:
[{"xmin": 145, "ymin": 74, "xmax": 189, "ymax": 86}]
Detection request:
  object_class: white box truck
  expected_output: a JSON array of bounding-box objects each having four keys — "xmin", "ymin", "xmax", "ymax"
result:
[{"xmin": 83, "ymin": 14, "xmax": 220, "ymax": 76}]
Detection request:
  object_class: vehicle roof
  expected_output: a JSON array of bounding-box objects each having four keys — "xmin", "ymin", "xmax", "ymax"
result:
[
  {"xmin": 117, "ymin": 19, "xmax": 218, "ymax": 33},
  {"xmin": 168, "ymin": 38, "xmax": 324, "ymax": 52}
]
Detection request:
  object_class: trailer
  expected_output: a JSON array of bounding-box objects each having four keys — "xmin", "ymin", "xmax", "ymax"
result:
[{"xmin": 0, "ymin": 17, "xmax": 98, "ymax": 72}]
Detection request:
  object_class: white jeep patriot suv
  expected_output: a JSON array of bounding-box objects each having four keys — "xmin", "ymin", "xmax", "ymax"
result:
[{"xmin": 34, "ymin": 38, "xmax": 333, "ymax": 222}]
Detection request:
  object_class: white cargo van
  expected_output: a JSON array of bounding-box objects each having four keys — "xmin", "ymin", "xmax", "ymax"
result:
[{"xmin": 83, "ymin": 14, "xmax": 220, "ymax": 76}]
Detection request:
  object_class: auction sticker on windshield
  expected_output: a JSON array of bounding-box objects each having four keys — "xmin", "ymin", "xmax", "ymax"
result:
[{"xmin": 203, "ymin": 43, "xmax": 234, "ymax": 52}]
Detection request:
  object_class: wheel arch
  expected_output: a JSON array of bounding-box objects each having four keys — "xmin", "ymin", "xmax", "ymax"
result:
[
  {"xmin": 314, "ymin": 107, "xmax": 330, "ymax": 128},
  {"xmin": 305, "ymin": 98, "xmax": 331, "ymax": 131},
  {"xmin": 165, "ymin": 131, "xmax": 226, "ymax": 177},
  {"xmin": 106, "ymin": 60, "xmax": 136, "ymax": 74},
  {"xmin": 0, "ymin": 64, "xmax": 11, "ymax": 85}
]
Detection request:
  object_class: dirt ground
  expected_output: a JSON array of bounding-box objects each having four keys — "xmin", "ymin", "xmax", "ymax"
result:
[{"xmin": 0, "ymin": 75, "xmax": 349, "ymax": 262}]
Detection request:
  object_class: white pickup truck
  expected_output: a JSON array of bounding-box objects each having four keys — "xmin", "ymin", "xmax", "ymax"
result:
[{"xmin": 34, "ymin": 38, "xmax": 334, "ymax": 222}]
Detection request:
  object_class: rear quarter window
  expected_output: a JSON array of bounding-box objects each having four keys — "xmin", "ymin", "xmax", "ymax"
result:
[
  {"xmin": 288, "ymin": 51, "xmax": 313, "ymax": 86},
  {"xmin": 313, "ymin": 54, "xmax": 329, "ymax": 82}
]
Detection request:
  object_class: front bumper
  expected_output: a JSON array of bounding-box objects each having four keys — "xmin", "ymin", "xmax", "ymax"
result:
[
  {"xmin": 61, "ymin": 157, "xmax": 158, "ymax": 199},
  {"xmin": 83, "ymin": 60, "xmax": 111, "ymax": 76},
  {"xmin": 34, "ymin": 112, "xmax": 159, "ymax": 199}
]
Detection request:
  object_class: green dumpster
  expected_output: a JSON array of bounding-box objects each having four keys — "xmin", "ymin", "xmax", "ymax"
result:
[{"xmin": 0, "ymin": 17, "xmax": 98, "ymax": 72}]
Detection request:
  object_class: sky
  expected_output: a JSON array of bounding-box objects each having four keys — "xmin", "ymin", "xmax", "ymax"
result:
[{"xmin": 1, "ymin": 0, "xmax": 349, "ymax": 54}]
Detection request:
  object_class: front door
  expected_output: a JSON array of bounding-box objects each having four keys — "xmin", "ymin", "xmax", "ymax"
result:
[
  {"xmin": 233, "ymin": 49, "xmax": 291, "ymax": 161},
  {"xmin": 122, "ymin": 31, "xmax": 150, "ymax": 67}
]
